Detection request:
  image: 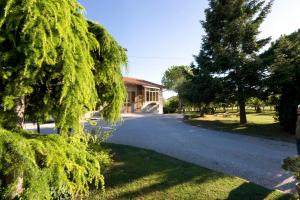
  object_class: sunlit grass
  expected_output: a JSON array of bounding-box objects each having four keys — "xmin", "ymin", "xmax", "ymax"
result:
[
  {"xmin": 89, "ymin": 144, "xmax": 293, "ymax": 200},
  {"xmin": 186, "ymin": 111, "xmax": 294, "ymax": 142}
]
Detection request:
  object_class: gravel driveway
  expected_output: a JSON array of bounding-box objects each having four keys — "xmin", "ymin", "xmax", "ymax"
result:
[
  {"xmin": 24, "ymin": 113, "xmax": 296, "ymax": 192},
  {"xmin": 107, "ymin": 113, "xmax": 296, "ymax": 193}
]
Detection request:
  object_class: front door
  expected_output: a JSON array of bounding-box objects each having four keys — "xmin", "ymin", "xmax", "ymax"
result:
[
  {"xmin": 125, "ymin": 91, "xmax": 136, "ymax": 113},
  {"xmin": 131, "ymin": 91, "xmax": 136, "ymax": 112}
]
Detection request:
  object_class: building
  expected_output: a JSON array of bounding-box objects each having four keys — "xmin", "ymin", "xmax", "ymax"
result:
[{"xmin": 123, "ymin": 77, "xmax": 163, "ymax": 114}]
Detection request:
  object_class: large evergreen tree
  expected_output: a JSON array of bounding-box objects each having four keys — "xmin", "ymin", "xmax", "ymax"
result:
[
  {"xmin": 0, "ymin": 0, "xmax": 127, "ymax": 135},
  {"xmin": 262, "ymin": 30, "xmax": 300, "ymax": 133},
  {"xmin": 88, "ymin": 21, "xmax": 127, "ymax": 123},
  {"xmin": 179, "ymin": 64, "xmax": 220, "ymax": 114},
  {"xmin": 196, "ymin": 0, "xmax": 273, "ymax": 124},
  {"xmin": 0, "ymin": 0, "xmax": 97, "ymax": 134},
  {"xmin": 0, "ymin": 1, "xmax": 127, "ymax": 198}
]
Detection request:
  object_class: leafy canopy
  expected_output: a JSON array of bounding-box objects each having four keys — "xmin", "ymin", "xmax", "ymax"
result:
[
  {"xmin": 0, "ymin": 128, "xmax": 111, "ymax": 199},
  {"xmin": 0, "ymin": 0, "xmax": 127, "ymax": 199},
  {"xmin": 88, "ymin": 21, "xmax": 127, "ymax": 123},
  {"xmin": 262, "ymin": 29, "xmax": 300, "ymax": 133},
  {"xmin": 161, "ymin": 65, "xmax": 191, "ymax": 93},
  {"xmin": 195, "ymin": 0, "xmax": 273, "ymax": 123},
  {"xmin": 0, "ymin": 0, "xmax": 127, "ymax": 134}
]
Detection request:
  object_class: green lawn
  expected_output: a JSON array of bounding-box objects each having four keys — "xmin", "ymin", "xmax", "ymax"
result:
[
  {"xmin": 185, "ymin": 112, "xmax": 294, "ymax": 142},
  {"xmin": 89, "ymin": 144, "xmax": 293, "ymax": 200}
]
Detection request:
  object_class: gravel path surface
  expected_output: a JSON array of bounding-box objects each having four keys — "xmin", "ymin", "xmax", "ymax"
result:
[
  {"xmin": 107, "ymin": 114, "xmax": 296, "ymax": 193},
  {"xmin": 24, "ymin": 113, "xmax": 296, "ymax": 192}
]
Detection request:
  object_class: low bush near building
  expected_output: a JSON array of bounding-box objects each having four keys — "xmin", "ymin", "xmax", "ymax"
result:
[
  {"xmin": 163, "ymin": 96, "xmax": 179, "ymax": 114},
  {"xmin": 0, "ymin": 128, "xmax": 111, "ymax": 199}
]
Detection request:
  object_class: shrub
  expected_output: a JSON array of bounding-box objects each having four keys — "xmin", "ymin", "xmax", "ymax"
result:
[
  {"xmin": 0, "ymin": 128, "xmax": 111, "ymax": 199},
  {"xmin": 163, "ymin": 97, "xmax": 179, "ymax": 114},
  {"xmin": 163, "ymin": 106, "xmax": 177, "ymax": 114}
]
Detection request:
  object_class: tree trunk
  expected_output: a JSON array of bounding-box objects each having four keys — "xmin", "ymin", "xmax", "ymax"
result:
[
  {"xmin": 239, "ymin": 98, "xmax": 247, "ymax": 124},
  {"xmin": 15, "ymin": 96, "xmax": 25, "ymax": 128},
  {"xmin": 255, "ymin": 106, "xmax": 262, "ymax": 113},
  {"xmin": 178, "ymin": 99, "xmax": 182, "ymax": 114},
  {"xmin": 200, "ymin": 107, "xmax": 205, "ymax": 117},
  {"xmin": 37, "ymin": 121, "xmax": 40, "ymax": 134}
]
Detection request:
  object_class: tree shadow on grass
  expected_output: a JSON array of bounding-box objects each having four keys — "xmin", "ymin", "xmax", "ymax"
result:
[
  {"xmin": 188, "ymin": 119, "xmax": 294, "ymax": 142},
  {"xmin": 101, "ymin": 144, "xmax": 224, "ymax": 199},
  {"xmin": 226, "ymin": 182, "xmax": 294, "ymax": 200},
  {"xmin": 95, "ymin": 144, "xmax": 289, "ymax": 200}
]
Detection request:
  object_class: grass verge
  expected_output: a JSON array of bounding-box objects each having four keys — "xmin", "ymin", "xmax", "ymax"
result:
[
  {"xmin": 90, "ymin": 144, "xmax": 293, "ymax": 200},
  {"xmin": 185, "ymin": 112, "xmax": 294, "ymax": 142}
]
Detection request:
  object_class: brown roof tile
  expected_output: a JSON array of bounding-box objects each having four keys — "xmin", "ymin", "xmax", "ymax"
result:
[{"xmin": 123, "ymin": 77, "xmax": 163, "ymax": 88}]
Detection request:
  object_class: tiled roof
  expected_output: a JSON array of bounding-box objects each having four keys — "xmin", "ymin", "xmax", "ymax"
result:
[{"xmin": 123, "ymin": 77, "xmax": 163, "ymax": 88}]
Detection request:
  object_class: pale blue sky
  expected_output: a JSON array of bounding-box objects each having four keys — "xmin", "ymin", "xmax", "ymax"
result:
[{"xmin": 79, "ymin": 0, "xmax": 300, "ymax": 98}]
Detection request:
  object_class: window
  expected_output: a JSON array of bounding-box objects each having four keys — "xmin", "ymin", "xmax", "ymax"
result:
[
  {"xmin": 131, "ymin": 91, "xmax": 135, "ymax": 102},
  {"xmin": 126, "ymin": 92, "xmax": 131, "ymax": 103},
  {"xmin": 146, "ymin": 91, "xmax": 150, "ymax": 101},
  {"xmin": 145, "ymin": 88, "xmax": 160, "ymax": 102}
]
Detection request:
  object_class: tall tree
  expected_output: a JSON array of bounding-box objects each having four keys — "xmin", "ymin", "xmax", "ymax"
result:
[
  {"xmin": 88, "ymin": 21, "xmax": 127, "ymax": 123},
  {"xmin": 0, "ymin": 0, "xmax": 127, "ymax": 135},
  {"xmin": 162, "ymin": 65, "xmax": 191, "ymax": 93},
  {"xmin": 162, "ymin": 65, "xmax": 191, "ymax": 111},
  {"xmin": 262, "ymin": 30, "xmax": 300, "ymax": 133},
  {"xmin": 196, "ymin": 0, "xmax": 273, "ymax": 124},
  {"xmin": 179, "ymin": 64, "xmax": 220, "ymax": 115}
]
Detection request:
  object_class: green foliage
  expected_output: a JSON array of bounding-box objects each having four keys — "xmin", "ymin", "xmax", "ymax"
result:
[
  {"xmin": 186, "ymin": 112, "xmax": 293, "ymax": 141},
  {"xmin": 88, "ymin": 21, "xmax": 127, "ymax": 123},
  {"xmin": 0, "ymin": 128, "xmax": 111, "ymax": 199},
  {"xmin": 0, "ymin": 0, "xmax": 126, "ymax": 199},
  {"xmin": 195, "ymin": 0, "xmax": 274, "ymax": 124},
  {"xmin": 282, "ymin": 156, "xmax": 300, "ymax": 180},
  {"xmin": 90, "ymin": 144, "xmax": 291, "ymax": 200},
  {"xmin": 0, "ymin": 0, "xmax": 99, "ymax": 134},
  {"xmin": 0, "ymin": 0, "xmax": 128, "ymax": 134},
  {"xmin": 179, "ymin": 64, "xmax": 221, "ymax": 112},
  {"xmin": 262, "ymin": 30, "xmax": 300, "ymax": 133},
  {"xmin": 247, "ymin": 97, "xmax": 264, "ymax": 113},
  {"xmin": 162, "ymin": 66, "xmax": 192, "ymax": 113},
  {"xmin": 161, "ymin": 66, "xmax": 191, "ymax": 93},
  {"xmin": 163, "ymin": 96, "xmax": 179, "ymax": 114}
]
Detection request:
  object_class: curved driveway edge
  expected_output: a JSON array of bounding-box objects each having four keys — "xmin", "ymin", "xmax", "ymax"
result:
[{"xmin": 107, "ymin": 114, "xmax": 296, "ymax": 193}]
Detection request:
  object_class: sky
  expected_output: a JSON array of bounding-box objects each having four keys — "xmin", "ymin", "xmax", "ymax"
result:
[{"xmin": 78, "ymin": 0, "xmax": 300, "ymax": 98}]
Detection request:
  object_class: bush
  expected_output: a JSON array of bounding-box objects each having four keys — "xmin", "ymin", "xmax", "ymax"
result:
[
  {"xmin": 163, "ymin": 106, "xmax": 177, "ymax": 114},
  {"xmin": 0, "ymin": 128, "xmax": 111, "ymax": 199},
  {"xmin": 276, "ymin": 92, "xmax": 299, "ymax": 134},
  {"xmin": 163, "ymin": 97, "xmax": 179, "ymax": 114}
]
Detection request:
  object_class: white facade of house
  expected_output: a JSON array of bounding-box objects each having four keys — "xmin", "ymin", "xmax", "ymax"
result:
[{"xmin": 123, "ymin": 77, "xmax": 163, "ymax": 114}]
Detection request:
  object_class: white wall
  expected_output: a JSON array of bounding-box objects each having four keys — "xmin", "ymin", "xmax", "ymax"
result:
[
  {"xmin": 141, "ymin": 88, "xmax": 163, "ymax": 114},
  {"xmin": 124, "ymin": 85, "xmax": 163, "ymax": 114}
]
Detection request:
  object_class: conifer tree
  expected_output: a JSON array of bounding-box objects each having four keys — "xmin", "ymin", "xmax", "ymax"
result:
[
  {"xmin": 0, "ymin": 0, "xmax": 127, "ymax": 135},
  {"xmin": 196, "ymin": 0, "xmax": 273, "ymax": 124},
  {"xmin": 0, "ymin": 1, "xmax": 127, "ymax": 198},
  {"xmin": 88, "ymin": 21, "xmax": 127, "ymax": 123},
  {"xmin": 262, "ymin": 30, "xmax": 300, "ymax": 133}
]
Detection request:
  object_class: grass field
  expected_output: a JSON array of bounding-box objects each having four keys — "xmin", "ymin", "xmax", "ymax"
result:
[
  {"xmin": 185, "ymin": 111, "xmax": 294, "ymax": 142},
  {"xmin": 89, "ymin": 144, "xmax": 293, "ymax": 200}
]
